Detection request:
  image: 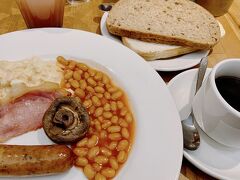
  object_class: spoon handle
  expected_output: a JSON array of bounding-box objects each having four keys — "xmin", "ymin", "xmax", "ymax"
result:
[{"xmin": 195, "ymin": 57, "xmax": 208, "ymax": 94}]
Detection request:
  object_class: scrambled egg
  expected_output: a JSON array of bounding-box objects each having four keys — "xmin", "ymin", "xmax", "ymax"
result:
[{"xmin": 0, "ymin": 57, "xmax": 63, "ymax": 105}]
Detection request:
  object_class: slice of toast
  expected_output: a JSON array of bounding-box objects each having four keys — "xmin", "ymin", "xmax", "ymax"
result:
[
  {"xmin": 107, "ymin": 0, "xmax": 221, "ymax": 50},
  {"xmin": 122, "ymin": 37, "xmax": 198, "ymax": 60}
]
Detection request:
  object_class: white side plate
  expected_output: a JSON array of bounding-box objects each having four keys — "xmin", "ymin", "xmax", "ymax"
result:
[{"xmin": 101, "ymin": 12, "xmax": 225, "ymax": 72}]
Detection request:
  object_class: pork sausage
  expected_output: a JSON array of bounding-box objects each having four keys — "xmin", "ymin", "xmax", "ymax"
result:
[{"xmin": 0, "ymin": 144, "xmax": 74, "ymax": 176}]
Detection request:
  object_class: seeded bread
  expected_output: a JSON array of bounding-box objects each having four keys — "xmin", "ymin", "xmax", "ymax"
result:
[
  {"xmin": 122, "ymin": 37, "xmax": 198, "ymax": 60},
  {"xmin": 106, "ymin": 0, "xmax": 221, "ymax": 50}
]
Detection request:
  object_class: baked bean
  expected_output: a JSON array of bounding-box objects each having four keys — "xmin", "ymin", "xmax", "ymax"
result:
[
  {"xmin": 119, "ymin": 118, "xmax": 128, "ymax": 128},
  {"xmin": 89, "ymin": 127, "xmax": 95, "ymax": 134},
  {"xmin": 103, "ymin": 103, "xmax": 111, "ymax": 111},
  {"xmin": 98, "ymin": 82, "xmax": 105, "ymax": 88},
  {"xmin": 94, "ymin": 72, "xmax": 103, "ymax": 81},
  {"xmin": 105, "ymin": 84, "xmax": 111, "ymax": 89},
  {"xmin": 83, "ymin": 99, "xmax": 92, "ymax": 108},
  {"xmin": 68, "ymin": 61, "xmax": 76, "ymax": 70},
  {"xmin": 108, "ymin": 141, "xmax": 118, "ymax": 150},
  {"xmin": 125, "ymin": 113, "xmax": 133, "ymax": 123},
  {"xmin": 109, "ymin": 157, "xmax": 119, "ymax": 170},
  {"xmin": 79, "ymin": 80, "xmax": 87, "ymax": 90},
  {"xmin": 87, "ymin": 135, "xmax": 99, "ymax": 148},
  {"xmin": 78, "ymin": 69, "xmax": 83, "ymax": 74},
  {"xmin": 107, "ymin": 126, "xmax": 121, "ymax": 133},
  {"xmin": 102, "ymin": 121, "xmax": 112, "ymax": 129},
  {"xmin": 104, "ymin": 92, "xmax": 111, "ymax": 99},
  {"xmin": 76, "ymin": 137, "xmax": 88, "ymax": 147},
  {"xmin": 101, "ymin": 168, "xmax": 115, "ymax": 178},
  {"xmin": 94, "ymin": 155, "xmax": 108, "ymax": 164},
  {"xmin": 90, "ymin": 120, "xmax": 95, "ymax": 126},
  {"xmin": 100, "ymin": 147, "xmax": 112, "ymax": 157},
  {"xmin": 64, "ymin": 70, "xmax": 73, "ymax": 80},
  {"xmin": 120, "ymin": 107, "xmax": 128, "ymax": 116},
  {"xmin": 92, "ymin": 96, "xmax": 101, "ymax": 107},
  {"xmin": 76, "ymin": 157, "xmax": 88, "ymax": 166},
  {"xmin": 88, "ymin": 146, "xmax": 100, "ymax": 160},
  {"xmin": 121, "ymin": 128, "xmax": 130, "ymax": 139},
  {"xmin": 57, "ymin": 56, "xmax": 69, "ymax": 66},
  {"xmin": 95, "ymin": 121, "xmax": 102, "ymax": 131},
  {"xmin": 94, "ymin": 107, "xmax": 103, "ymax": 117},
  {"xmin": 95, "ymin": 173, "xmax": 106, "ymax": 180},
  {"xmin": 108, "ymin": 133, "xmax": 121, "ymax": 141},
  {"xmin": 75, "ymin": 88, "xmax": 85, "ymax": 98},
  {"xmin": 86, "ymin": 86, "xmax": 95, "ymax": 93},
  {"xmin": 108, "ymin": 87, "xmax": 118, "ymax": 93},
  {"xmin": 77, "ymin": 63, "xmax": 88, "ymax": 71},
  {"xmin": 110, "ymin": 101, "xmax": 117, "ymax": 111},
  {"xmin": 100, "ymin": 130, "xmax": 107, "ymax": 139},
  {"xmin": 87, "ymin": 77, "xmax": 97, "ymax": 87},
  {"xmin": 93, "ymin": 163, "xmax": 102, "ymax": 172},
  {"xmin": 101, "ymin": 98, "xmax": 108, "ymax": 105},
  {"xmin": 117, "ymin": 140, "xmax": 129, "ymax": 151},
  {"xmin": 73, "ymin": 148, "xmax": 88, "ymax": 157},
  {"xmin": 117, "ymin": 101, "xmax": 124, "ymax": 109},
  {"xmin": 68, "ymin": 78, "xmax": 74, "ymax": 83},
  {"xmin": 96, "ymin": 93, "xmax": 104, "ymax": 99},
  {"xmin": 111, "ymin": 116, "xmax": 119, "ymax": 124},
  {"xmin": 102, "ymin": 75, "xmax": 110, "ymax": 84},
  {"xmin": 73, "ymin": 71, "xmax": 81, "ymax": 81},
  {"xmin": 84, "ymin": 164, "xmax": 95, "ymax": 179},
  {"xmin": 88, "ymin": 68, "xmax": 96, "ymax": 77},
  {"xmin": 103, "ymin": 112, "xmax": 112, "ymax": 119},
  {"xmin": 98, "ymin": 116, "xmax": 104, "ymax": 122},
  {"xmin": 70, "ymin": 80, "xmax": 80, "ymax": 89},
  {"xmin": 95, "ymin": 86, "xmax": 105, "ymax": 93},
  {"xmin": 112, "ymin": 91, "xmax": 123, "ymax": 100},
  {"xmin": 117, "ymin": 151, "xmax": 127, "ymax": 163},
  {"xmin": 89, "ymin": 106, "xmax": 96, "ymax": 114}
]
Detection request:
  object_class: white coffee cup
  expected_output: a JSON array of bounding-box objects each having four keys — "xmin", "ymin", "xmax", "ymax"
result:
[{"xmin": 192, "ymin": 59, "xmax": 240, "ymax": 148}]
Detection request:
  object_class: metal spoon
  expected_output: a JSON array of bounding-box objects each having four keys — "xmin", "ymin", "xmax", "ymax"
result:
[
  {"xmin": 182, "ymin": 57, "xmax": 208, "ymax": 150},
  {"xmin": 98, "ymin": 3, "xmax": 113, "ymax": 12}
]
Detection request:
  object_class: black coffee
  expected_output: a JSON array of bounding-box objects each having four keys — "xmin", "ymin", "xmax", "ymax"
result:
[{"xmin": 215, "ymin": 76, "xmax": 240, "ymax": 112}]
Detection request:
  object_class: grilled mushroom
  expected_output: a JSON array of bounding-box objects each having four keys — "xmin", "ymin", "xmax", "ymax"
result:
[{"xmin": 43, "ymin": 97, "xmax": 89, "ymax": 143}]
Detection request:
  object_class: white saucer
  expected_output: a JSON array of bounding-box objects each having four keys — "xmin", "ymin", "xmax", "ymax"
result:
[
  {"xmin": 168, "ymin": 69, "xmax": 240, "ymax": 180},
  {"xmin": 100, "ymin": 12, "xmax": 225, "ymax": 72}
]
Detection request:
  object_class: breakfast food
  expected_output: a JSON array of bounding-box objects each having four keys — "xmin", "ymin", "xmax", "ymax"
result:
[
  {"xmin": 122, "ymin": 37, "xmax": 198, "ymax": 60},
  {"xmin": 58, "ymin": 57, "xmax": 135, "ymax": 180},
  {"xmin": 43, "ymin": 97, "xmax": 90, "ymax": 143},
  {"xmin": 106, "ymin": 0, "xmax": 221, "ymax": 60},
  {"xmin": 0, "ymin": 92, "xmax": 57, "ymax": 142},
  {"xmin": 0, "ymin": 144, "xmax": 74, "ymax": 176},
  {"xmin": 0, "ymin": 56, "xmax": 134, "ymax": 179},
  {"xmin": 0, "ymin": 57, "xmax": 63, "ymax": 142},
  {"xmin": 0, "ymin": 57, "xmax": 62, "ymax": 105}
]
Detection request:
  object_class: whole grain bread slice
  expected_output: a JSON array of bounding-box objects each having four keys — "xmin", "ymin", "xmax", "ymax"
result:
[{"xmin": 106, "ymin": 0, "xmax": 221, "ymax": 50}]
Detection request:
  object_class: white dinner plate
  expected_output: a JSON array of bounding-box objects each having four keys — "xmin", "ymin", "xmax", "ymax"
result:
[
  {"xmin": 168, "ymin": 69, "xmax": 240, "ymax": 180},
  {"xmin": 0, "ymin": 28, "xmax": 183, "ymax": 180},
  {"xmin": 100, "ymin": 12, "xmax": 225, "ymax": 72}
]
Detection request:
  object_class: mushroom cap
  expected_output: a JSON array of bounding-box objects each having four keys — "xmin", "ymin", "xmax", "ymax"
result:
[{"xmin": 43, "ymin": 97, "xmax": 89, "ymax": 143}]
